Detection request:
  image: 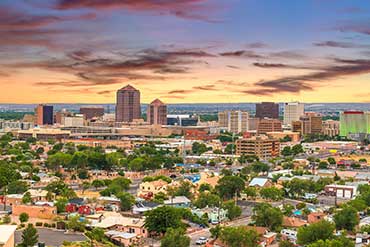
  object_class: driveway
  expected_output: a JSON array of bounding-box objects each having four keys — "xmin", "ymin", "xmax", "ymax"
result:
[{"xmin": 15, "ymin": 228, "xmax": 87, "ymax": 246}]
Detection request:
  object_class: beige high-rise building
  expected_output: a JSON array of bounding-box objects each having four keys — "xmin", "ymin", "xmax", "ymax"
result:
[
  {"xmin": 292, "ymin": 113, "xmax": 322, "ymax": 136},
  {"xmin": 147, "ymin": 99, "xmax": 167, "ymax": 125},
  {"xmin": 115, "ymin": 85, "xmax": 141, "ymax": 123},
  {"xmin": 283, "ymin": 102, "xmax": 304, "ymax": 126},
  {"xmin": 218, "ymin": 110, "xmax": 249, "ymax": 133}
]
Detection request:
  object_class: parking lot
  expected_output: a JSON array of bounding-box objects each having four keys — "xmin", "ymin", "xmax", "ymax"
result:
[{"xmin": 15, "ymin": 228, "xmax": 87, "ymax": 246}]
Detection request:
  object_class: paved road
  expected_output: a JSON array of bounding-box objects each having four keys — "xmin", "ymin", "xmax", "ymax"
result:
[{"xmin": 15, "ymin": 228, "xmax": 87, "ymax": 246}]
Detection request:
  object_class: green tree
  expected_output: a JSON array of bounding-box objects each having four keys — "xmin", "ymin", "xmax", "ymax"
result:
[
  {"xmin": 46, "ymin": 152, "xmax": 72, "ymax": 170},
  {"xmin": 307, "ymin": 237, "xmax": 354, "ymax": 247},
  {"xmin": 219, "ymin": 226, "xmax": 259, "ymax": 247},
  {"xmin": 292, "ymin": 144, "xmax": 304, "ymax": 155},
  {"xmin": 279, "ymin": 240, "xmax": 295, "ymax": 247},
  {"xmin": 251, "ymin": 162, "xmax": 269, "ymax": 174},
  {"xmin": 67, "ymin": 215, "xmax": 86, "ymax": 232},
  {"xmin": 99, "ymin": 177, "xmax": 131, "ymax": 196},
  {"xmin": 282, "ymin": 146, "xmax": 292, "ymax": 156},
  {"xmin": 327, "ymin": 157, "xmax": 336, "ymax": 165},
  {"xmin": 144, "ymin": 206, "xmax": 183, "ymax": 234},
  {"xmin": 19, "ymin": 212, "xmax": 29, "ymax": 223},
  {"xmin": 117, "ymin": 192, "xmax": 135, "ymax": 211},
  {"xmin": 69, "ymin": 151, "xmax": 88, "ymax": 170},
  {"xmin": 198, "ymin": 183, "xmax": 212, "ymax": 192},
  {"xmin": 160, "ymin": 228, "xmax": 190, "ymax": 247},
  {"xmin": 55, "ymin": 197, "xmax": 68, "ymax": 213},
  {"xmin": 297, "ymin": 220, "xmax": 335, "ymax": 245},
  {"xmin": 175, "ymin": 181, "xmax": 193, "ymax": 199},
  {"xmin": 318, "ymin": 161, "xmax": 329, "ymax": 169},
  {"xmin": 243, "ymin": 187, "xmax": 257, "ymax": 199},
  {"xmin": 259, "ymin": 187, "xmax": 284, "ymax": 201},
  {"xmin": 333, "ymin": 207, "xmax": 359, "ymax": 231},
  {"xmin": 7, "ymin": 180, "xmax": 29, "ymax": 194},
  {"xmin": 192, "ymin": 142, "xmax": 208, "ymax": 155},
  {"xmin": 223, "ymin": 200, "xmax": 242, "ymax": 220},
  {"xmin": 216, "ymin": 176, "xmax": 245, "ymax": 200},
  {"xmin": 19, "ymin": 224, "xmax": 38, "ymax": 247},
  {"xmin": 193, "ymin": 192, "xmax": 221, "ymax": 208},
  {"xmin": 252, "ymin": 203, "xmax": 283, "ymax": 231},
  {"xmin": 91, "ymin": 179, "xmax": 105, "ymax": 190},
  {"xmin": 128, "ymin": 157, "xmax": 145, "ymax": 171},
  {"xmin": 22, "ymin": 192, "xmax": 32, "ymax": 204}
]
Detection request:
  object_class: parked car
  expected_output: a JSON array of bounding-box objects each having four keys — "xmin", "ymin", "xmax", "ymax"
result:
[{"xmin": 196, "ymin": 237, "xmax": 208, "ymax": 245}]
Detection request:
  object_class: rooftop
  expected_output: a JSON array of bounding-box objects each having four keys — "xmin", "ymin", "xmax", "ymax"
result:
[{"xmin": 0, "ymin": 225, "xmax": 17, "ymax": 244}]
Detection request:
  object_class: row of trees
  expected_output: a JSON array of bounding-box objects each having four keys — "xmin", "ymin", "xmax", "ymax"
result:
[{"xmin": 46, "ymin": 143, "xmax": 183, "ymax": 172}]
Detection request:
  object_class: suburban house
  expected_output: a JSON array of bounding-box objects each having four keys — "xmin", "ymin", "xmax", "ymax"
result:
[
  {"xmin": 132, "ymin": 201, "xmax": 159, "ymax": 215},
  {"xmin": 248, "ymin": 178, "xmax": 272, "ymax": 188},
  {"xmin": 282, "ymin": 216, "xmax": 307, "ymax": 228},
  {"xmin": 137, "ymin": 180, "xmax": 169, "ymax": 199},
  {"xmin": 192, "ymin": 207, "xmax": 228, "ymax": 224},
  {"xmin": 324, "ymin": 184, "xmax": 357, "ymax": 199},
  {"xmin": 308, "ymin": 212, "xmax": 326, "ymax": 224},
  {"xmin": 164, "ymin": 196, "xmax": 191, "ymax": 208},
  {"xmin": 105, "ymin": 230, "xmax": 142, "ymax": 246},
  {"xmin": 27, "ymin": 189, "xmax": 49, "ymax": 202},
  {"xmin": 90, "ymin": 212, "xmax": 148, "ymax": 238}
]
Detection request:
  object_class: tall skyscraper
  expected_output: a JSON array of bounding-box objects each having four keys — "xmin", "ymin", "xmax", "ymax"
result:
[
  {"xmin": 218, "ymin": 110, "xmax": 249, "ymax": 133},
  {"xmin": 35, "ymin": 104, "xmax": 53, "ymax": 125},
  {"xmin": 115, "ymin": 85, "xmax": 141, "ymax": 122},
  {"xmin": 283, "ymin": 102, "xmax": 304, "ymax": 126},
  {"xmin": 147, "ymin": 99, "xmax": 167, "ymax": 125},
  {"xmin": 255, "ymin": 102, "xmax": 279, "ymax": 119}
]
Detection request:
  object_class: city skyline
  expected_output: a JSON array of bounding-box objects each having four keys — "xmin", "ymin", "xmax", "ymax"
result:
[{"xmin": 1, "ymin": 0, "xmax": 370, "ymax": 104}]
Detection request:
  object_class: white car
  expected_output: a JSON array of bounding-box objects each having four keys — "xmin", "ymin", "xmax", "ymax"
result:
[{"xmin": 196, "ymin": 237, "xmax": 208, "ymax": 245}]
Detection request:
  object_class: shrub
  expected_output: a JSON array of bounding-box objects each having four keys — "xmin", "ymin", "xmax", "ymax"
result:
[
  {"xmin": 35, "ymin": 222, "xmax": 43, "ymax": 227},
  {"xmin": 43, "ymin": 222, "xmax": 49, "ymax": 227}
]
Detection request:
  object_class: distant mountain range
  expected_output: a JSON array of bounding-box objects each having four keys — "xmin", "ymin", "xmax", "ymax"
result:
[{"xmin": 1, "ymin": 103, "xmax": 370, "ymax": 115}]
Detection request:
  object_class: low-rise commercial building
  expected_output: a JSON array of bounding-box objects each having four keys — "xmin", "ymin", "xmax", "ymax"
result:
[{"xmin": 235, "ymin": 135, "xmax": 280, "ymax": 159}]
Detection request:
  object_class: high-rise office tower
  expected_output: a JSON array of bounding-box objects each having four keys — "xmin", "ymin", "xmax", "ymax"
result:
[
  {"xmin": 115, "ymin": 85, "xmax": 141, "ymax": 122},
  {"xmin": 283, "ymin": 102, "xmax": 304, "ymax": 126},
  {"xmin": 255, "ymin": 102, "xmax": 279, "ymax": 119},
  {"xmin": 35, "ymin": 104, "xmax": 53, "ymax": 125},
  {"xmin": 147, "ymin": 99, "xmax": 167, "ymax": 125},
  {"xmin": 218, "ymin": 110, "xmax": 249, "ymax": 133}
]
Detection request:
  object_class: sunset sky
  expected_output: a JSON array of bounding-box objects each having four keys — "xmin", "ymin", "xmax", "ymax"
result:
[{"xmin": 1, "ymin": 0, "xmax": 370, "ymax": 104}]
